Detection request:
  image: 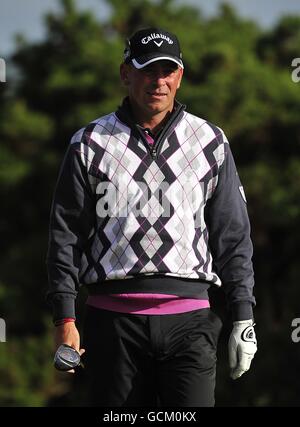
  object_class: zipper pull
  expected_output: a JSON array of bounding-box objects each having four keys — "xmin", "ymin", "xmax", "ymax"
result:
[{"xmin": 151, "ymin": 148, "xmax": 157, "ymax": 159}]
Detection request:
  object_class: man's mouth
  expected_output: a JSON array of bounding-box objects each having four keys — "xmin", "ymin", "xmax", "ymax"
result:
[{"xmin": 147, "ymin": 92, "xmax": 167, "ymax": 97}]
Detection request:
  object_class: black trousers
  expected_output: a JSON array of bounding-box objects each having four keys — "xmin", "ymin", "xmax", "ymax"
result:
[{"xmin": 82, "ymin": 306, "xmax": 222, "ymax": 407}]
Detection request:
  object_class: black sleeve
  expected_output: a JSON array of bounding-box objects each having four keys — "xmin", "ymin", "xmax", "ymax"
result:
[
  {"xmin": 205, "ymin": 142, "xmax": 256, "ymax": 321},
  {"xmin": 46, "ymin": 142, "xmax": 96, "ymax": 322}
]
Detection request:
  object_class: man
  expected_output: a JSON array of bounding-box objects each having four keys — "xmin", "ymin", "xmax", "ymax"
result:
[{"xmin": 46, "ymin": 27, "xmax": 257, "ymax": 407}]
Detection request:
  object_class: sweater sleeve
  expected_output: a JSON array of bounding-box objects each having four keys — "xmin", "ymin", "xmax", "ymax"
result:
[
  {"xmin": 205, "ymin": 136, "xmax": 256, "ymax": 321},
  {"xmin": 46, "ymin": 140, "xmax": 96, "ymax": 322}
]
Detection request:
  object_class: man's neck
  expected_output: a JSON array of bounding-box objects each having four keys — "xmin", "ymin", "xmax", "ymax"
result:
[
  {"xmin": 129, "ymin": 100, "xmax": 174, "ymax": 135},
  {"xmin": 140, "ymin": 112, "xmax": 172, "ymax": 135}
]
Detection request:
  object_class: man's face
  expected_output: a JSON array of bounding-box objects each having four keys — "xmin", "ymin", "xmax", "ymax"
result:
[{"xmin": 120, "ymin": 60, "xmax": 183, "ymax": 117}]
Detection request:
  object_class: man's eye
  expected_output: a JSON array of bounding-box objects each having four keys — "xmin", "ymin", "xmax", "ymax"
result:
[
  {"xmin": 162, "ymin": 66, "xmax": 178, "ymax": 74},
  {"xmin": 142, "ymin": 68, "xmax": 155, "ymax": 74},
  {"xmin": 142, "ymin": 66, "xmax": 177, "ymax": 75}
]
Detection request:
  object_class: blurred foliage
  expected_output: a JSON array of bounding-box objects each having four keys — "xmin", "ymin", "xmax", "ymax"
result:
[{"xmin": 1, "ymin": 0, "xmax": 300, "ymax": 407}]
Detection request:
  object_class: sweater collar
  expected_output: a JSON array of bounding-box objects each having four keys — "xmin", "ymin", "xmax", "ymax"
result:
[{"xmin": 115, "ymin": 96, "xmax": 185, "ymax": 132}]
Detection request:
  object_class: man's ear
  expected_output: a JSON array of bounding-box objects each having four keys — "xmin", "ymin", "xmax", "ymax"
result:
[
  {"xmin": 177, "ymin": 68, "xmax": 184, "ymax": 89},
  {"xmin": 120, "ymin": 63, "xmax": 130, "ymax": 86}
]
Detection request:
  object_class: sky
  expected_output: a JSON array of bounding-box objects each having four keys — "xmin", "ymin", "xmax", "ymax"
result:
[{"xmin": 1, "ymin": 0, "xmax": 300, "ymax": 56}]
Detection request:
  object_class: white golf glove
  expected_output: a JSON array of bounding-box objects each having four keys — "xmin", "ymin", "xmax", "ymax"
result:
[{"xmin": 228, "ymin": 319, "xmax": 257, "ymax": 380}]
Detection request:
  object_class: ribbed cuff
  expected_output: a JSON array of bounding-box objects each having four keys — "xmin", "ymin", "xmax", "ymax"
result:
[
  {"xmin": 52, "ymin": 297, "xmax": 76, "ymax": 323},
  {"xmin": 231, "ymin": 302, "xmax": 253, "ymax": 321},
  {"xmin": 54, "ymin": 318, "xmax": 76, "ymax": 327}
]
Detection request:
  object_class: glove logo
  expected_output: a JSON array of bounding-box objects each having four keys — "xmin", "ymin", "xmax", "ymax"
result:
[
  {"xmin": 241, "ymin": 326, "xmax": 256, "ymax": 343},
  {"xmin": 239, "ymin": 185, "xmax": 247, "ymax": 203}
]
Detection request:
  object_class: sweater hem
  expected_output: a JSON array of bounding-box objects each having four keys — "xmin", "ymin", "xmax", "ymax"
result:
[{"xmin": 85, "ymin": 275, "xmax": 211, "ymax": 299}]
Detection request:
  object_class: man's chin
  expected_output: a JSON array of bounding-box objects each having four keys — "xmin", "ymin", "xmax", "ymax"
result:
[{"xmin": 146, "ymin": 101, "xmax": 170, "ymax": 114}]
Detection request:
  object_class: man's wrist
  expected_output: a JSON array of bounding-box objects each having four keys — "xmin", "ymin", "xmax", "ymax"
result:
[
  {"xmin": 233, "ymin": 319, "xmax": 254, "ymax": 326},
  {"xmin": 54, "ymin": 318, "xmax": 76, "ymax": 327},
  {"xmin": 52, "ymin": 296, "xmax": 76, "ymax": 323},
  {"xmin": 231, "ymin": 302, "xmax": 253, "ymax": 321}
]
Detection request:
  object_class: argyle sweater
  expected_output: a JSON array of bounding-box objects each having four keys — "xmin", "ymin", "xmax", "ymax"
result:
[{"xmin": 46, "ymin": 98, "xmax": 255, "ymax": 321}]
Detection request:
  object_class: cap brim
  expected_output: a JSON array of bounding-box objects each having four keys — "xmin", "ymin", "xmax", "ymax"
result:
[{"xmin": 132, "ymin": 54, "xmax": 184, "ymax": 69}]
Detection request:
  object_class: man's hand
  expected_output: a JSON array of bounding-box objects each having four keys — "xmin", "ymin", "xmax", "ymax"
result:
[
  {"xmin": 228, "ymin": 319, "xmax": 257, "ymax": 380},
  {"xmin": 54, "ymin": 322, "xmax": 85, "ymax": 373}
]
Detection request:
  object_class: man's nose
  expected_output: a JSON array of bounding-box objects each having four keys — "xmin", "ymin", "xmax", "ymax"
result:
[{"xmin": 151, "ymin": 71, "xmax": 167, "ymax": 85}]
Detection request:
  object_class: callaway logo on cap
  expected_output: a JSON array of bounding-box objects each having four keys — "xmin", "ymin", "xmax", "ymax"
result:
[{"xmin": 124, "ymin": 27, "xmax": 184, "ymax": 69}]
